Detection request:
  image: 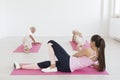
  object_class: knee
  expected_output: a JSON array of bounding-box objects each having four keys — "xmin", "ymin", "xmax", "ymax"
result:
[
  {"xmin": 47, "ymin": 43, "xmax": 53, "ymax": 46},
  {"xmin": 47, "ymin": 40, "xmax": 55, "ymax": 44},
  {"xmin": 48, "ymin": 40, "xmax": 55, "ymax": 46}
]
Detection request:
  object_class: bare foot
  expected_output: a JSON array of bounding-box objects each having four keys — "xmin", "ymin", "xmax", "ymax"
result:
[{"xmin": 24, "ymin": 46, "xmax": 30, "ymax": 53}]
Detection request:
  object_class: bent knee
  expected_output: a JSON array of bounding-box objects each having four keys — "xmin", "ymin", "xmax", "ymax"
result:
[
  {"xmin": 47, "ymin": 43, "xmax": 53, "ymax": 46},
  {"xmin": 47, "ymin": 40, "xmax": 55, "ymax": 44}
]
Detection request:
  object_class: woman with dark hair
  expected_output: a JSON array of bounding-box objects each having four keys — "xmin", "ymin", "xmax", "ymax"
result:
[
  {"xmin": 91, "ymin": 35, "xmax": 106, "ymax": 71},
  {"xmin": 14, "ymin": 34, "xmax": 106, "ymax": 72}
]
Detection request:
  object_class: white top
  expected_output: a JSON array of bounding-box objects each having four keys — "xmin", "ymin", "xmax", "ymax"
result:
[
  {"xmin": 74, "ymin": 35, "xmax": 84, "ymax": 45},
  {"xmin": 70, "ymin": 43, "xmax": 97, "ymax": 72}
]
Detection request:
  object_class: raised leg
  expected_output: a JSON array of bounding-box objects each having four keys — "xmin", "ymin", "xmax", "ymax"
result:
[{"xmin": 47, "ymin": 43, "xmax": 56, "ymax": 68}]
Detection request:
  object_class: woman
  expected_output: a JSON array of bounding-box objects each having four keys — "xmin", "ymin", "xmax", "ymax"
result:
[
  {"xmin": 14, "ymin": 34, "xmax": 106, "ymax": 72},
  {"xmin": 22, "ymin": 27, "xmax": 39, "ymax": 53},
  {"xmin": 72, "ymin": 30, "xmax": 84, "ymax": 50}
]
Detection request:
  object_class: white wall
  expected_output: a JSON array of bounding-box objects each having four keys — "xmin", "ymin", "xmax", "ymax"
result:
[
  {"xmin": 109, "ymin": 0, "xmax": 120, "ymax": 40},
  {"xmin": 5, "ymin": 0, "xmax": 110, "ymax": 37},
  {"xmin": 100, "ymin": 0, "xmax": 110, "ymax": 37},
  {"xmin": 109, "ymin": 18, "xmax": 120, "ymax": 39},
  {"xmin": 0, "ymin": 0, "xmax": 7, "ymax": 39}
]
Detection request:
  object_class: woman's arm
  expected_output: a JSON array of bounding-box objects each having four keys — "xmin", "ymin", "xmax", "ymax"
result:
[
  {"xmin": 29, "ymin": 35, "xmax": 36, "ymax": 43},
  {"xmin": 73, "ymin": 49, "xmax": 89, "ymax": 57},
  {"xmin": 72, "ymin": 30, "xmax": 75, "ymax": 41},
  {"xmin": 72, "ymin": 34, "xmax": 75, "ymax": 41}
]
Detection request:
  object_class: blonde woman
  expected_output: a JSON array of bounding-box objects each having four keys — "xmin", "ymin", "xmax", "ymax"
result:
[{"xmin": 23, "ymin": 27, "xmax": 39, "ymax": 53}]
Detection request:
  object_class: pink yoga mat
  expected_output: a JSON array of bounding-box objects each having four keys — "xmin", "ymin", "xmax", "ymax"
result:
[
  {"xmin": 70, "ymin": 41, "xmax": 77, "ymax": 50},
  {"xmin": 11, "ymin": 66, "xmax": 108, "ymax": 75},
  {"xmin": 13, "ymin": 43, "xmax": 41, "ymax": 53},
  {"xmin": 70, "ymin": 41, "xmax": 90, "ymax": 50}
]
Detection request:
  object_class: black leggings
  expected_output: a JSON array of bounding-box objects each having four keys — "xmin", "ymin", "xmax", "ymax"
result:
[{"xmin": 37, "ymin": 40, "xmax": 71, "ymax": 72}]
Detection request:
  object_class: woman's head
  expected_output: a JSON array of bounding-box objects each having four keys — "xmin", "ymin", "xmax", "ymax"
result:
[
  {"xmin": 72, "ymin": 30, "xmax": 76, "ymax": 35},
  {"xmin": 30, "ymin": 27, "xmax": 36, "ymax": 33},
  {"xmin": 91, "ymin": 35, "xmax": 106, "ymax": 72},
  {"xmin": 72, "ymin": 30, "xmax": 82, "ymax": 37}
]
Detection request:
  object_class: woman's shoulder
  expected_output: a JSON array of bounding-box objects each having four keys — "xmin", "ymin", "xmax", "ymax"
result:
[{"xmin": 82, "ymin": 48, "xmax": 94, "ymax": 57}]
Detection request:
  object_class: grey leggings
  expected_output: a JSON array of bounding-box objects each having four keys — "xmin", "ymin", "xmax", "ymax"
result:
[{"xmin": 37, "ymin": 40, "xmax": 71, "ymax": 72}]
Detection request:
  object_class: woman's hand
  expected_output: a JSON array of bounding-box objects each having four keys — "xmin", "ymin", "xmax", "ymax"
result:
[
  {"xmin": 35, "ymin": 42, "xmax": 40, "ymax": 44},
  {"xmin": 77, "ymin": 44, "xmax": 82, "ymax": 51},
  {"xmin": 33, "ymin": 42, "xmax": 40, "ymax": 45},
  {"xmin": 92, "ymin": 64, "xmax": 99, "ymax": 69}
]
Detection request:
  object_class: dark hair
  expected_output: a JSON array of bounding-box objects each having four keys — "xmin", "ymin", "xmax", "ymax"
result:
[{"xmin": 91, "ymin": 35, "xmax": 106, "ymax": 72}]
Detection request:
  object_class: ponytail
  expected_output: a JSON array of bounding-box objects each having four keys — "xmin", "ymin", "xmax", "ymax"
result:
[
  {"xmin": 97, "ymin": 38, "xmax": 106, "ymax": 71},
  {"xmin": 91, "ymin": 35, "xmax": 106, "ymax": 72}
]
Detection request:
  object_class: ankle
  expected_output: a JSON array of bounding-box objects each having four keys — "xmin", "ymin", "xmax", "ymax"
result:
[
  {"xmin": 19, "ymin": 64, "xmax": 22, "ymax": 68},
  {"xmin": 50, "ymin": 64, "xmax": 56, "ymax": 69}
]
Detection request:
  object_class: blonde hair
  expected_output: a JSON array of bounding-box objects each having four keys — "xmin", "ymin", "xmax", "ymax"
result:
[{"xmin": 30, "ymin": 27, "xmax": 36, "ymax": 30}]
